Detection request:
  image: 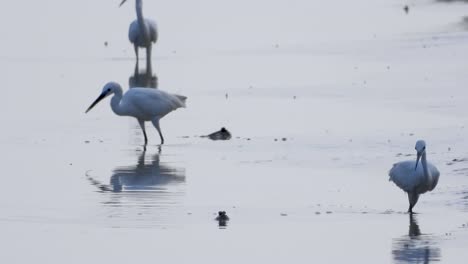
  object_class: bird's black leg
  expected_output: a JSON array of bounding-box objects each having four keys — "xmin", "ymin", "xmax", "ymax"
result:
[
  {"xmin": 159, "ymin": 131, "xmax": 164, "ymax": 145},
  {"xmin": 143, "ymin": 130, "xmax": 148, "ymax": 145},
  {"xmin": 138, "ymin": 119, "xmax": 148, "ymax": 146},
  {"xmin": 151, "ymin": 118, "xmax": 164, "ymax": 145},
  {"xmin": 407, "ymin": 192, "xmax": 419, "ymax": 214}
]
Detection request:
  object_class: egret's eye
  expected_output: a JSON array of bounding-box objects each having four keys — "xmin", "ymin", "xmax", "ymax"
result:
[{"xmin": 107, "ymin": 88, "xmax": 111, "ymax": 92}]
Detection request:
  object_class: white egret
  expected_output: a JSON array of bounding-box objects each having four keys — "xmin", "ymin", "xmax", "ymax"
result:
[
  {"xmin": 86, "ymin": 82, "xmax": 186, "ymax": 145},
  {"xmin": 389, "ymin": 140, "xmax": 440, "ymax": 213},
  {"xmin": 119, "ymin": 0, "xmax": 158, "ymax": 69}
]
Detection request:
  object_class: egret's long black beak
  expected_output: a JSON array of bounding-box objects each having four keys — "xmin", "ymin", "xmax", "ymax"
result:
[
  {"xmin": 119, "ymin": 0, "xmax": 127, "ymax": 7},
  {"xmin": 85, "ymin": 93, "xmax": 107, "ymax": 113},
  {"xmin": 414, "ymin": 153, "xmax": 421, "ymax": 170}
]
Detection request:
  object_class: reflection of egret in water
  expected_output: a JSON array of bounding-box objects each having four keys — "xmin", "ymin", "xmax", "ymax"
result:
[
  {"xmin": 110, "ymin": 148, "xmax": 184, "ymax": 192},
  {"xmin": 392, "ymin": 215, "xmax": 441, "ymax": 263},
  {"xmin": 86, "ymin": 148, "xmax": 186, "ymax": 227},
  {"xmin": 129, "ymin": 62, "xmax": 158, "ymax": 88}
]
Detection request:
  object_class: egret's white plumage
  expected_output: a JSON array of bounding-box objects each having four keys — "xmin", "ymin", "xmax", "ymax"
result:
[
  {"xmin": 128, "ymin": 19, "xmax": 157, "ymax": 47},
  {"xmin": 389, "ymin": 140, "xmax": 440, "ymax": 213},
  {"xmin": 120, "ymin": 0, "xmax": 158, "ymax": 68},
  {"xmin": 86, "ymin": 82, "xmax": 186, "ymax": 145}
]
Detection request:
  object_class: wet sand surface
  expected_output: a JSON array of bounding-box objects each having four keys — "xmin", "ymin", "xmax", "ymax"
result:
[{"xmin": 1, "ymin": 0, "xmax": 468, "ymax": 263}]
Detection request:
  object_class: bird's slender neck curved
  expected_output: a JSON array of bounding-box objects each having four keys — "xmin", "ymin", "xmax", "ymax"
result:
[
  {"xmin": 135, "ymin": 0, "xmax": 149, "ymax": 41},
  {"xmin": 110, "ymin": 88, "xmax": 125, "ymax": 116},
  {"xmin": 421, "ymin": 151, "xmax": 430, "ymax": 179}
]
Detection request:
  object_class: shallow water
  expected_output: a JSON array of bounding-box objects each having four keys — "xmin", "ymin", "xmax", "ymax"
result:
[{"xmin": 1, "ymin": 0, "xmax": 468, "ymax": 263}]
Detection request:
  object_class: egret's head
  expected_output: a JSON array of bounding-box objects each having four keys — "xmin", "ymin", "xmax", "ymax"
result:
[
  {"xmin": 85, "ymin": 82, "xmax": 121, "ymax": 113},
  {"xmin": 119, "ymin": 0, "xmax": 128, "ymax": 7},
  {"xmin": 414, "ymin": 140, "xmax": 426, "ymax": 170},
  {"xmin": 415, "ymin": 140, "xmax": 426, "ymax": 154}
]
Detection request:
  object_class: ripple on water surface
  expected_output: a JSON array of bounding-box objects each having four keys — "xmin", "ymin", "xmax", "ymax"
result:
[
  {"xmin": 392, "ymin": 214, "xmax": 441, "ymax": 263},
  {"xmin": 86, "ymin": 148, "xmax": 186, "ymax": 228}
]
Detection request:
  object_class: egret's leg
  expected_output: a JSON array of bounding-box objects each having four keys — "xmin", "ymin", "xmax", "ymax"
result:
[
  {"xmin": 138, "ymin": 119, "xmax": 148, "ymax": 146},
  {"xmin": 146, "ymin": 44, "xmax": 152, "ymax": 72},
  {"xmin": 407, "ymin": 192, "xmax": 419, "ymax": 214},
  {"xmin": 151, "ymin": 118, "xmax": 164, "ymax": 145}
]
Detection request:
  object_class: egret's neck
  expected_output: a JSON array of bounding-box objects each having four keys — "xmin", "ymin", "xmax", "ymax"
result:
[
  {"xmin": 421, "ymin": 152, "xmax": 430, "ymax": 179},
  {"xmin": 135, "ymin": 0, "xmax": 149, "ymax": 40},
  {"xmin": 110, "ymin": 89, "xmax": 125, "ymax": 116}
]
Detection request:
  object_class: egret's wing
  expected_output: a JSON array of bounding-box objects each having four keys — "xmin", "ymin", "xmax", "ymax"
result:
[
  {"xmin": 147, "ymin": 19, "xmax": 158, "ymax": 43},
  {"xmin": 128, "ymin": 19, "xmax": 157, "ymax": 44},
  {"xmin": 388, "ymin": 160, "xmax": 422, "ymax": 192},
  {"xmin": 126, "ymin": 88, "xmax": 186, "ymax": 118},
  {"xmin": 427, "ymin": 162, "xmax": 440, "ymax": 191},
  {"xmin": 128, "ymin": 20, "xmax": 140, "ymax": 44}
]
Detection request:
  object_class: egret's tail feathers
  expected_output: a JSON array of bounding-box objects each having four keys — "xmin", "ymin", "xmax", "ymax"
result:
[{"xmin": 175, "ymin": 95, "xmax": 187, "ymax": 108}]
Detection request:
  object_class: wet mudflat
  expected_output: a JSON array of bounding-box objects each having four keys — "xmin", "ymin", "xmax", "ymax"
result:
[{"xmin": 1, "ymin": 0, "xmax": 468, "ymax": 263}]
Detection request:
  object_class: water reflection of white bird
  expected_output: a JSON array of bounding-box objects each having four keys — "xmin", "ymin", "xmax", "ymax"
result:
[
  {"xmin": 392, "ymin": 214, "xmax": 441, "ymax": 263},
  {"xmin": 120, "ymin": 0, "xmax": 157, "ymax": 70},
  {"xmin": 86, "ymin": 148, "xmax": 186, "ymax": 227},
  {"xmin": 129, "ymin": 62, "xmax": 157, "ymax": 88},
  {"xmin": 389, "ymin": 140, "xmax": 440, "ymax": 213},
  {"xmin": 86, "ymin": 82, "xmax": 186, "ymax": 145},
  {"xmin": 111, "ymin": 149, "xmax": 185, "ymax": 192}
]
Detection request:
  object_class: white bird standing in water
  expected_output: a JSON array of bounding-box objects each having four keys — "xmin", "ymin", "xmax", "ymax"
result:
[
  {"xmin": 389, "ymin": 140, "xmax": 440, "ymax": 213},
  {"xmin": 86, "ymin": 82, "xmax": 186, "ymax": 145},
  {"xmin": 120, "ymin": 0, "xmax": 157, "ymax": 69}
]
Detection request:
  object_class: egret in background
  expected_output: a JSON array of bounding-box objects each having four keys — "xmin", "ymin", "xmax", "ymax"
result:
[
  {"xmin": 120, "ymin": 0, "xmax": 158, "ymax": 70},
  {"xmin": 389, "ymin": 140, "xmax": 440, "ymax": 213},
  {"xmin": 85, "ymin": 82, "xmax": 186, "ymax": 145}
]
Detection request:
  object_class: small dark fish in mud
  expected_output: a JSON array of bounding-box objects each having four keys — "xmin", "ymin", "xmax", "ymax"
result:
[
  {"xmin": 215, "ymin": 211, "xmax": 229, "ymax": 227},
  {"xmin": 202, "ymin": 127, "xmax": 232, "ymax": 140},
  {"xmin": 403, "ymin": 5, "xmax": 409, "ymax": 14}
]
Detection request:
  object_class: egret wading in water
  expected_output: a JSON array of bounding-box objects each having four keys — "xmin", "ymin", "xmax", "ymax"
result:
[
  {"xmin": 389, "ymin": 140, "xmax": 440, "ymax": 213},
  {"xmin": 120, "ymin": 0, "xmax": 158, "ymax": 70},
  {"xmin": 85, "ymin": 82, "xmax": 186, "ymax": 145}
]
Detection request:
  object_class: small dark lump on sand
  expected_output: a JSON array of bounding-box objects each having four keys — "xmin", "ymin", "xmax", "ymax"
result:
[{"xmin": 203, "ymin": 127, "xmax": 232, "ymax": 140}]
